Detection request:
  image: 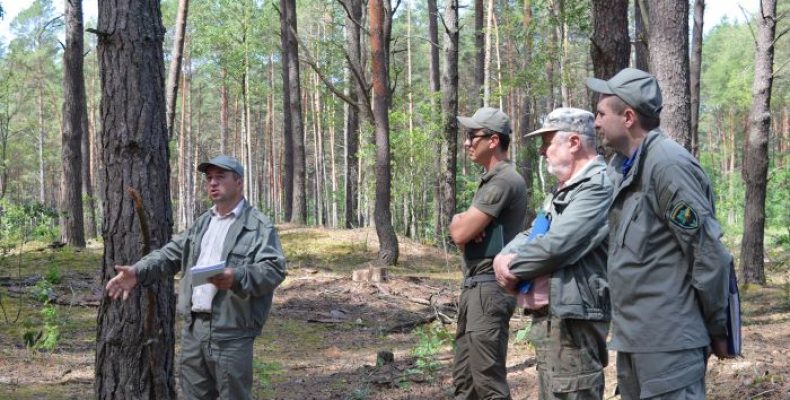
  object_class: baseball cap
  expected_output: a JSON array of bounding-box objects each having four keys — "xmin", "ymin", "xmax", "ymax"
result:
[
  {"xmin": 457, "ymin": 107, "xmax": 512, "ymax": 135},
  {"xmin": 526, "ymin": 107, "xmax": 595, "ymax": 139},
  {"xmin": 197, "ymin": 155, "xmax": 244, "ymax": 178},
  {"xmin": 585, "ymin": 68, "xmax": 663, "ymax": 118}
]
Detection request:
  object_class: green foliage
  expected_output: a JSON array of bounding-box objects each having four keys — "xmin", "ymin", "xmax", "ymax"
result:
[
  {"xmin": 0, "ymin": 199, "xmax": 59, "ymax": 248},
  {"xmin": 405, "ymin": 323, "xmax": 454, "ymax": 379},
  {"xmin": 30, "ymin": 278, "xmax": 54, "ymax": 303},
  {"xmin": 22, "ymin": 295, "xmax": 60, "ymax": 352},
  {"xmin": 253, "ymin": 359, "xmax": 283, "ymax": 389},
  {"xmin": 514, "ymin": 325, "xmax": 532, "ymax": 344}
]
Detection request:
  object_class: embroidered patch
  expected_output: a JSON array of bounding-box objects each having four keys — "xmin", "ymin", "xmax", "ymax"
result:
[{"xmin": 670, "ymin": 202, "xmax": 699, "ymax": 229}]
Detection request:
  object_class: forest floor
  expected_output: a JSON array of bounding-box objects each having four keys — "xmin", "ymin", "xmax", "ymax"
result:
[{"xmin": 0, "ymin": 225, "xmax": 788, "ymax": 399}]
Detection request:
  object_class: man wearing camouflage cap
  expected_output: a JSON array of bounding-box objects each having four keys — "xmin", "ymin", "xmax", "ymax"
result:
[
  {"xmin": 587, "ymin": 68, "xmax": 732, "ymax": 399},
  {"xmin": 106, "ymin": 155, "xmax": 286, "ymax": 399},
  {"xmin": 493, "ymin": 108, "xmax": 612, "ymax": 399},
  {"xmin": 449, "ymin": 107, "xmax": 527, "ymax": 399}
]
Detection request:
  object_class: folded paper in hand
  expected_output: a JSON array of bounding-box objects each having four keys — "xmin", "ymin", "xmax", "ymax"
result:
[{"xmin": 191, "ymin": 261, "xmax": 226, "ymax": 286}]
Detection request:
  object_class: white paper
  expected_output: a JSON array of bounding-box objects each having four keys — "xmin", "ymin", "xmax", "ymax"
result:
[{"xmin": 191, "ymin": 261, "xmax": 226, "ymax": 286}]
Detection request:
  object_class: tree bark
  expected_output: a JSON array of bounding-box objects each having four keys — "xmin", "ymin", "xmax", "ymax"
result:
[
  {"xmin": 343, "ymin": 0, "xmax": 363, "ymax": 229},
  {"xmin": 648, "ymin": 0, "xmax": 691, "ymax": 150},
  {"xmin": 427, "ymin": 0, "xmax": 443, "ymax": 243},
  {"xmin": 474, "ymin": 0, "xmax": 485, "ymax": 108},
  {"xmin": 369, "ymin": 0, "xmax": 398, "ymax": 265},
  {"xmin": 283, "ymin": 0, "xmax": 306, "ymax": 224},
  {"xmin": 82, "ymin": 92, "xmax": 97, "ymax": 239},
  {"xmin": 165, "ymin": 0, "xmax": 189, "ymax": 140},
  {"xmin": 740, "ymin": 0, "xmax": 777, "ymax": 286},
  {"xmin": 60, "ymin": 0, "xmax": 86, "ymax": 247},
  {"xmin": 439, "ymin": 0, "xmax": 459, "ymax": 246},
  {"xmin": 590, "ymin": 0, "xmax": 629, "ymax": 109},
  {"xmin": 690, "ymin": 0, "xmax": 705, "ymax": 159},
  {"xmin": 220, "ymin": 68, "xmax": 229, "ymax": 154},
  {"xmin": 279, "ymin": 0, "xmax": 295, "ymax": 221},
  {"xmin": 633, "ymin": 0, "xmax": 649, "ymax": 71},
  {"xmin": 95, "ymin": 0, "xmax": 176, "ymax": 398}
]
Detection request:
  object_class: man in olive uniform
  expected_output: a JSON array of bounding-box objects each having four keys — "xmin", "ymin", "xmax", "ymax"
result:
[
  {"xmin": 449, "ymin": 107, "xmax": 527, "ymax": 399},
  {"xmin": 586, "ymin": 68, "xmax": 732, "ymax": 399},
  {"xmin": 106, "ymin": 155, "xmax": 286, "ymax": 400},
  {"xmin": 493, "ymin": 108, "xmax": 612, "ymax": 399}
]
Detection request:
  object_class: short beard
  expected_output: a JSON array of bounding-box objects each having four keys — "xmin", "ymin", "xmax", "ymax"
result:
[{"xmin": 547, "ymin": 159, "xmax": 572, "ymax": 182}]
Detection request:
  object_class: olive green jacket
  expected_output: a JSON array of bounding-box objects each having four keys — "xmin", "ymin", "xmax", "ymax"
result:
[
  {"xmin": 607, "ymin": 129, "xmax": 730, "ymax": 352},
  {"xmin": 134, "ymin": 202, "xmax": 286, "ymax": 340},
  {"xmin": 504, "ymin": 156, "xmax": 612, "ymax": 321}
]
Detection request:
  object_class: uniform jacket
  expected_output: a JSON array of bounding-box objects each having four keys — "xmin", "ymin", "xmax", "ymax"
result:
[
  {"xmin": 134, "ymin": 201, "xmax": 286, "ymax": 340},
  {"xmin": 607, "ymin": 129, "xmax": 730, "ymax": 352},
  {"xmin": 505, "ymin": 156, "xmax": 612, "ymax": 321}
]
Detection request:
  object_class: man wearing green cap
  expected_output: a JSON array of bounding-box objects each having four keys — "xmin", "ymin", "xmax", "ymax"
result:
[
  {"xmin": 450, "ymin": 107, "xmax": 527, "ymax": 399},
  {"xmin": 586, "ymin": 68, "xmax": 732, "ymax": 399},
  {"xmin": 493, "ymin": 107, "xmax": 612, "ymax": 400},
  {"xmin": 105, "ymin": 155, "xmax": 286, "ymax": 400}
]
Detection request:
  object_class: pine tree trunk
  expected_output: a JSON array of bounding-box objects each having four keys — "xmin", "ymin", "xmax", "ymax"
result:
[
  {"xmin": 439, "ymin": 0, "xmax": 459, "ymax": 246},
  {"xmin": 165, "ymin": 0, "xmax": 189, "ymax": 140},
  {"xmin": 740, "ymin": 0, "xmax": 777, "ymax": 285},
  {"xmin": 60, "ymin": 0, "xmax": 86, "ymax": 247},
  {"xmin": 95, "ymin": 0, "xmax": 176, "ymax": 398},
  {"xmin": 220, "ymin": 68, "xmax": 229, "ymax": 155},
  {"xmin": 648, "ymin": 0, "xmax": 691, "ymax": 150},
  {"xmin": 82, "ymin": 96, "xmax": 97, "ymax": 239},
  {"xmin": 369, "ymin": 0, "xmax": 398, "ymax": 265},
  {"xmin": 590, "ymin": 0, "xmax": 629, "ymax": 108},
  {"xmin": 427, "ymin": 0, "xmax": 442, "ymax": 243},
  {"xmin": 279, "ymin": 0, "xmax": 295, "ymax": 221},
  {"xmin": 474, "ymin": 0, "xmax": 485, "ymax": 108},
  {"xmin": 343, "ymin": 0, "xmax": 363, "ymax": 229},
  {"xmin": 38, "ymin": 84, "xmax": 46, "ymax": 204},
  {"xmin": 633, "ymin": 0, "xmax": 650, "ymax": 71},
  {"xmin": 284, "ymin": 0, "xmax": 306, "ymax": 224},
  {"xmin": 690, "ymin": 0, "xmax": 705, "ymax": 158}
]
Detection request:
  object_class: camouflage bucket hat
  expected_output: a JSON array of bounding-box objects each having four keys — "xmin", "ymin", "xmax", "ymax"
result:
[{"xmin": 525, "ymin": 107, "xmax": 595, "ymax": 138}]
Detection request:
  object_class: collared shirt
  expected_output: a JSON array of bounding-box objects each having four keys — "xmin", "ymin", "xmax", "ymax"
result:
[
  {"xmin": 620, "ymin": 148, "xmax": 640, "ymax": 176},
  {"xmin": 191, "ymin": 199, "xmax": 245, "ymax": 312}
]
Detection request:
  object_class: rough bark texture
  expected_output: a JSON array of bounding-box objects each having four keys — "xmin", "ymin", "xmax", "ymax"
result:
[
  {"xmin": 439, "ymin": 0, "xmax": 459, "ymax": 245},
  {"xmin": 220, "ymin": 68, "xmax": 229, "ymax": 154},
  {"xmin": 279, "ymin": 0, "xmax": 294, "ymax": 221},
  {"xmin": 474, "ymin": 0, "xmax": 485, "ymax": 108},
  {"xmin": 94, "ymin": 1, "xmax": 176, "ymax": 398},
  {"xmin": 60, "ymin": 0, "xmax": 86, "ymax": 248},
  {"xmin": 518, "ymin": 0, "xmax": 537, "ymax": 223},
  {"xmin": 690, "ymin": 0, "xmax": 705, "ymax": 158},
  {"xmin": 344, "ymin": 0, "xmax": 363, "ymax": 229},
  {"xmin": 740, "ymin": 0, "xmax": 777, "ymax": 285},
  {"xmin": 633, "ymin": 0, "xmax": 649, "ymax": 72},
  {"xmin": 369, "ymin": 0, "xmax": 399, "ymax": 265},
  {"xmin": 590, "ymin": 0, "xmax": 629, "ymax": 109},
  {"xmin": 427, "ymin": 0, "xmax": 443, "ymax": 243},
  {"xmin": 283, "ymin": 0, "xmax": 306, "ymax": 224},
  {"xmin": 165, "ymin": 0, "xmax": 189, "ymax": 140},
  {"xmin": 81, "ymin": 97, "xmax": 97, "ymax": 239},
  {"xmin": 648, "ymin": 0, "xmax": 691, "ymax": 150}
]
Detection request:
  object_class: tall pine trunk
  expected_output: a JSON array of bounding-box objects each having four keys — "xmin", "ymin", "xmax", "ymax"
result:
[
  {"xmin": 439, "ymin": 0, "xmax": 459, "ymax": 246},
  {"xmin": 279, "ymin": 0, "xmax": 295, "ymax": 221},
  {"xmin": 343, "ymin": 0, "xmax": 363, "ymax": 228},
  {"xmin": 94, "ymin": 0, "xmax": 176, "ymax": 398},
  {"xmin": 165, "ymin": 0, "xmax": 189, "ymax": 140},
  {"xmin": 633, "ymin": 0, "xmax": 649, "ymax": 71},
  {"xmin": 648, "ymin": 0, "xmax": 691, "ymax": 150},
  {"xmin": 284, "ymin": 0, "xmax": 306, "ymax": 224},
  {"xmin": 60, "ymin": 0, "xmax": 86, "ymax": 247},
  {"xmin": 690, "ymin": 0, "xmax": 705, "ymax": 158},
  {"xmin": 740, "ymin": 0, "xmax": 777, "ymax": 285}
]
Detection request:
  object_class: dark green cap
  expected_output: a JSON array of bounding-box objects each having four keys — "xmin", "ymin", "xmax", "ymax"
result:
[
  {"xmin": 585, "ymin": 68, "xmax": 663, "ymax": 118},
  {"xmin": 457, "ymin": 107, "xmax": 512, "ymax": 135},
  {"xmin": 197, "ymin": 155, "xmax": 244, "ymax": 178}
]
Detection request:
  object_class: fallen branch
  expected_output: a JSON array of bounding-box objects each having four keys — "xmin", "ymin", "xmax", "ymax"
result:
[{"xmin": 383, "ymin": 314, "xmax": 437, "ymax": 334}]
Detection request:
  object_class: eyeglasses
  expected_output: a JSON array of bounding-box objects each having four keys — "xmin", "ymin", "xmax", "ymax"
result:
[{"xmin": 465, "ymin": 131, "xmax": 493, "ymax": 143}]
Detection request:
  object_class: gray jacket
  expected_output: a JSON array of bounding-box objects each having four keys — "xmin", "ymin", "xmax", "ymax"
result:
[
  {"xmin": 607, "ymin": 129, "xmax": 730, "ymax": 353},
  {"xmin": 504, "ymin": 156, "xmax": 612, "ymax": 321},
  {"xmin": 134, "ymin": 202, "xmax": 286, "ymax": 340}
]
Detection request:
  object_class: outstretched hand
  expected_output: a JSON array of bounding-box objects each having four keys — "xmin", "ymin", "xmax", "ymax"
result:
[{"xmin": 105, "ymin": 265, "xmax": 139, "ymax": 301}]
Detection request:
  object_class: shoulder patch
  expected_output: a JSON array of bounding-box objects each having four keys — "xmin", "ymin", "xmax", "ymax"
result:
[{"xmin": 669, "ymin": 202, "xmax": 699, "ymax": 229}]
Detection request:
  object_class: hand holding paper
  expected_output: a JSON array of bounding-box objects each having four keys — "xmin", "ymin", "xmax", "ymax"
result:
[{"xmin": 191, "ymin": 261, "xmax": 226, "ymax": 286}]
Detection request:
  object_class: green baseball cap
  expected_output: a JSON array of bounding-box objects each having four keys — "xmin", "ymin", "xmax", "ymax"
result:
[
  {"xmin": 585, "ymin": 68, "xmax": 663, "ymax": 118},
  {"xmin": 526, "ymin": 107, "xmax": 596, "ymax": 139},
  {"xmin": 197, "ymin": 155, "xmax": 244, "ymax": 178},
  {"xmin": 457, "ymin": 107, "xmax": 512, "ymax": 135}
]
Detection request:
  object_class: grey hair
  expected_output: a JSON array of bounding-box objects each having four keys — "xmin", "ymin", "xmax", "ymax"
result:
[{"xmin": 554, "ymin": 130, "xmax": 597, "ymax": 152}]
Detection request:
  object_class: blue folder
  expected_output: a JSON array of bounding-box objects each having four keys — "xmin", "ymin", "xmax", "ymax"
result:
[{"xmin": 516, "ymin": 212, "xmax": 551, "ymax": 294}]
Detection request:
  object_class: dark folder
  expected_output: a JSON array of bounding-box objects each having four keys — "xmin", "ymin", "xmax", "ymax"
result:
[
  {"xmin": 726, "ymin": 260, "xmax": 742, "ymax": 356},
  {"xmin": 464, "ymin": 223, "xmax": 504, "ymax": 259}
]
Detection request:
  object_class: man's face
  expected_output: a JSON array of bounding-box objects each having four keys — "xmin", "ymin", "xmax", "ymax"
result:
[
  {"xmin": 539, "ymin": 131, "xmax": 574, "ymax": 182},
  {"xmin": 595, "ymin": 95, "xmax": 628, "ymax": 149},
  {"xmin": 204, "ymin": 166, "xmax": 242, "ymax": 205},
  {"xmin": 463, "ymin": 129, "xmax": 494, "ymax": 165}
]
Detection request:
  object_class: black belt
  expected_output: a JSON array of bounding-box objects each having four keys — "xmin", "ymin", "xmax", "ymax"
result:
[
  {"xmin": 462, "ymin": 274, "xmax": 497, "ymax": 288},
  {"xmin": 191, "ymin": 311, "xmax": 211, "ymax": 320},
  {"xmin": 524, "ymin": 306, "xmax": 549, "ymax": 318}
]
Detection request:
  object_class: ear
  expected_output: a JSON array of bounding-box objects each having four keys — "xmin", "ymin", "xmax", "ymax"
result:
[
  {"xmin": 489, "ymin": 134, "xmax": 500, "ymax": 149},
  {"xmin": 568, "ymin": 134, "xmax": 582, "ymax": 153},
  {"xmin": 623, "ymin": 108, "xmax": 637, "ymax": 129}
]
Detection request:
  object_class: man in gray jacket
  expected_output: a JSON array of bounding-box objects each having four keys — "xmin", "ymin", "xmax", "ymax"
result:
[
  {"xmin": 105, "ymin": 155, "xmax": 286, "ymax": 400},
  {"xmin": 586, "ymin": 68, "xmax": 731, "ymax": 399},
  {"xmin": 493, "ymin": 108, "xmax": 612, "ymax": 399}
]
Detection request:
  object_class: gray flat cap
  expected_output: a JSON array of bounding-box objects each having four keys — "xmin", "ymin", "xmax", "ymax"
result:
[
  {"xmin": 526, "ymin": 107, "xmax": 596, "ymax": 139},
  {"xmin": 585, "ymin": 68, "xmax": 663, "ymax": 118},
  {"xmin": 457, "ymin": 107, "xmax": 512, "ymax": 135},
  {"xmin": 197, "ymin": 155, "xmax": 244, "ymax": 178}
]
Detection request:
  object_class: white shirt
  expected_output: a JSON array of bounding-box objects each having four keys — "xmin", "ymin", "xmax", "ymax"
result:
[{"xmin": 191, "ymin": 199, "xmax": 245, "ymax": 312}]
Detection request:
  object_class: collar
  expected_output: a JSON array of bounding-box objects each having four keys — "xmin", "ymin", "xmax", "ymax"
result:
[
  {"xmin": 211, "ymin": 198, "xmax": 245, "ymax": 219},
  {"xmin": 480, "ymin": 159, "xmax": 513, "ymax": 183},
  {"xmin": 561, "ymin": 156, "xmax": 606, "ymax": 188}
]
